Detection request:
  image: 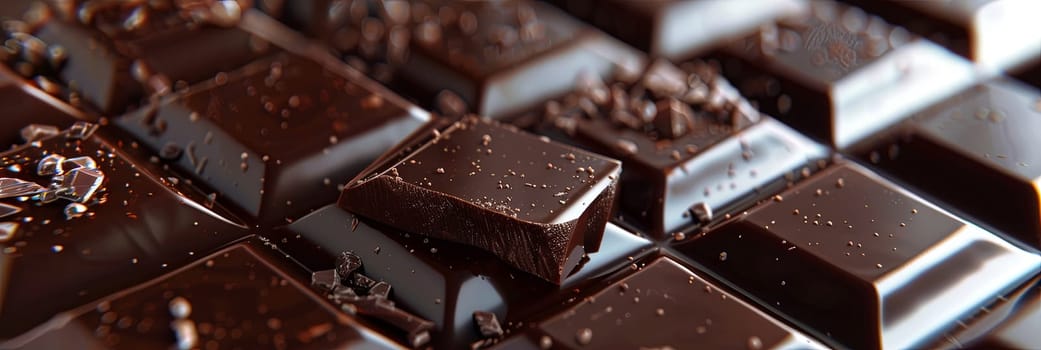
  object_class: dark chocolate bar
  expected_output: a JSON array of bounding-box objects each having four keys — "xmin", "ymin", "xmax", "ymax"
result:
[
  {"xmin": 852, "ymin": 78, "xmax": 1041, "ymax": 248},
  {"xmin": 13, "ymin": 242, "xmax": 400, "ymax": 349},
  {"xmin": 270, "ymin": 204, "xmax": 653, "ymax": 348},
  {"xmin": 549, "ymin": 0, "xmax": 804, "ymax": 60},
  {"xmin": 33, "ymin": 0, "xmax": 270, "ymax": 113},
  {"xmin": 117, "ymin": 52, "xmax": 430, "ymax": 225},
  {"xmin": 673, "ymin": 161, "xmax": 1041, "ymax": 349},
  {"xmin": 0, "ymin": 123, "xmax": 249, "ymax": 340},
  {"xmin": 532, "ymin": 59, "xmax": 829, "ymax": 238},
  {"xmin": 838, "ymin": 0, "xmax": 1041, "ymax": 70},
  {"xmin": 712, "ymin": 0, "xmax": 976, "ymax": 148}
]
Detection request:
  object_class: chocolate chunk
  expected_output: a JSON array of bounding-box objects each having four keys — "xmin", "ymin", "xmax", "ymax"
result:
[
  {"xmin": 337, "ymin": 250, "xmax": 365, "ymax": 279},
  {"xmin": 473, "ymin": 311, "xmax": 504, "ymax": 338},
  {"xmin": 852, "ymin": 79, "xmax": 1041, "ymax": 248},
  {"xmin": 712, "ymin": 0, "xmax": 977, "ymax": 148},
  {"xmin": 341, "ymin": 116, "xmax": 621, "ymax": 284},
  {"xmin": 310, "ymin": 248, "xmax": 434, "ymax": 347},
  {"xmin": 116, "ymin": 53, "xmax": 430, "ymax": 225},
  {"xmin": 311, "ymin": 269, "xmax": 340, "ymax": 293},
  {"xmin": 534, "ymin": 60, "xmax": 828, "ymax": 238},
  {"xmin": 839, "ymin": 0, "xmax": 1041, "ymax": 70},
  {"xmin": 672, "ymin": 161, "xmax": 1041, "ymax": 349},
  {"xmin": 0, "ymin": 125, "xmax": 248, "ymax": 340},
  {"xmin": 270, "ymin": 205, "xmax": 653, "ymax": 348},
  {"xmin": 549, "ymin": 0, "xmax": 805, "ymax": 59},
  {"xmin": 537, "ymin": 257, "xmax": 824, "ymax": 349},
  {"xmin": 14, "ymin": 243, "xmax": 397, "ymax": 349}
]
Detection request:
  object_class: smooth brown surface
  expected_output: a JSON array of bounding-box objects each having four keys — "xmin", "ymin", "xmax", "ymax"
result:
[
  {"xmin": 341, "ymin": 116, "xmax": 620, "ymax": 284},
  {"xmin": 117, "ymin": 52, "xmax": 428, "ymax": 224},
  {"xmin": 0, "ymin": 126, "xmax": 249, "ymax": 341},
  {"xmin": 673, "ymin": 162, "xmax": 1041, "ymax": 349},
  {"xmin": 15, "ymin": 242, "xmax": 400, "ymax": 350}
]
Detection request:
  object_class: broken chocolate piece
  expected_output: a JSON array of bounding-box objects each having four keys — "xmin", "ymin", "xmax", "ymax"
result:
[
  {"xmin": 310, "ymin": 249, "xmax": 434, "ymax": 347},
  {"xmin": 311, "ymin": 269, "xmax": 340, "ymax": 293},
  {"xmin": 537, "ymin": 257, "xmax": 824, "ymax": 349},
  {"xmin": 549, "ymin": 0, "xmax": 805, "ymax": 59},
  {"xmin": 341, "ymin": 116, "xmax": 621, "ymax": 284},
  {"xmin": 0, "ymin": 124, "xmax": 248, "ymax": 340},
  {"xmin": 533, "ymin": 60, "xmax": 827, "ymax": 238},
  {"xmin": 473, "ymin": 311, "xmax": 504, "ymax": 338}
]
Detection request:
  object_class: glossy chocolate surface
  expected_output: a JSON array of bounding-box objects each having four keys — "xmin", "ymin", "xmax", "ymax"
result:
[
  {"xmin": 837, "ymin": 0, "xmax": 1041, "ymax": 70},
  {"xmin": 33, "ymin": 1, "xmax": 269, "ymax": 113},
  {"xmin": 535, "ymin": 257, "xmax": 824, "ymax": 349},
  {"xmin": 341, "ymin": 116, "xmax": 620, "ymax": 284},
  {"xmin": 14, "ymin": 242, "xmax": 400, "ymax": 349},
  {"xmin": 853, "ymin": 79, "xmax": 1041, "ymax": 248},
  {"xmin": 0, "ymin": 66, "xmax": 86, "ymax": 147},
  {"xmin": 673, "ymin": 162, "xmax": 1041, "ymax": 349},
  {"xmin": 549, "ymin": 0, "xmax": 804, "ymax": 59},
  {"xmin": 0, "ymin": 125, "xmax": 249, "ymax": 340},
  {"xmin": 325, "ymin": 0, "xmax": 640, "ymax": 118},
  {"xmin": 117, "ymin": 52, "xmax": 428, "ymax": 224},
  {"xmin": 270, "ymin": 204, "xmax": 653, "ymax": 348},
  {"xmin": 533, "ymin": 60, "xmax": 828, "ymax": 238},
  {"xmin": 713, "ymin": 0, "xmax": 975, "ymax": 148}
]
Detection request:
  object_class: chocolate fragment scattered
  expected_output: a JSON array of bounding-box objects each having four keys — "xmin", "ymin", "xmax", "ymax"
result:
[
  {"xmin": 341, "ymin": 116, "xmax": 621, "ymax": 284},
  {"xmin": 310, "ymin": 249, "xmax": 434, "ymax": 348},
  {"xmin": 473, "ymin": 311, "xmax": 504, "ymax": 338},
  {"xmin": 533, "ymin": 59, "xmax": 826, "ymax": 237},
  {"xmin": 0, "ymin": 124, "xmax": 248, "ymax": 340},
  {"xmin": 273, "ymin": 205, "xmax": 653, "ymax": 349}
]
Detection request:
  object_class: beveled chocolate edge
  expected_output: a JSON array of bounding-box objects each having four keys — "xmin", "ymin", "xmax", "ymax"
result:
[
  {"xmin": 0, "ymin": 237, "xmax": 390, "ymax": 349},
  {"xmin": 238, "ymin": 9, "xmax": 431, "ymax": 124}
]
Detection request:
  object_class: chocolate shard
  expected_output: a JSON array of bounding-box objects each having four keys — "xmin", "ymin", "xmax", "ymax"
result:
[
  {"xmin": 115, "ymin": 53, "xmax": 430, "ymax": 225},
  {"xmin": 548, "ymin": 0, "xmax": 805, "ymax": 60},
  {"xmin": 336, "ymin": 251, "xmax": 364, "ymax": 280},
  {"xmin": 839, "ymin": 0, "xmax": 1041, "ymax": 70},
  {"xmin": 0, "ymin": 123, "xmax": 248, "ymax": 340},
  {"xmin": 313, "ymin": 249, "xmax": 435, "ymax": 348},
  {"xmin": 473, "ymin": 311, "xmax": 504, "ymax": 338},
  {"xmin": 537, "ymin": 257, "xmax": 824, "ymax": 349},
  {"xmin": 311, "ymin": 269, "xmax": 341, "ymax": 293},
  {"xmin": 340, "ymin": 116, "xmax": 621, "ymax": 284}
]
